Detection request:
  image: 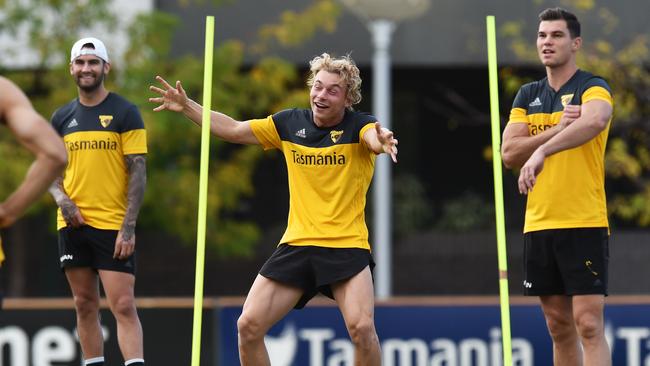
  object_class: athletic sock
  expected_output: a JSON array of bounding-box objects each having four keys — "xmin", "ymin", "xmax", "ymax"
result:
[
  {"xmin": 124, "ymin": 358, "xmax": 145, "ymax": 366},
  {"xmin": 84, "ymin": 357, "xmax": 105, "ymax": 366}
]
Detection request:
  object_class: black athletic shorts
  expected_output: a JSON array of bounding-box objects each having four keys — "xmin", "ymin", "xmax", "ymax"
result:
[
  {"xmin": 259, "ymin": 244, "xmax": 375, "ymax": 309},
  {"xmin": 58, "ymin": 226, "xmax": 136, "ymax": 275},
  {"xmin": 523, "ymin": 227, "xmax": 608, "ymax": 296}
]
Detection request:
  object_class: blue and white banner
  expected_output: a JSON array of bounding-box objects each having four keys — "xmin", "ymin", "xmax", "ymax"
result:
[
  {"xmin": 0, "ymin": 307, "xmax": 217, "ymax": 365},
  {"xmin": 218, "ymin": 303, "xmax": 650, "ymax": 366},
  {"xmin": 3, "ymin": 299, "xmax": 650, "ymax": 365}
]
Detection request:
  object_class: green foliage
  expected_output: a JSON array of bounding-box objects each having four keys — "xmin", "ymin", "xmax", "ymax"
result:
[
  {"xmin": 392, "ymin": 174, "xmax": 433, "ymax": 237},
  {"xmin": 500, "ymin": 1, "xmax": 650, "ymax": 227},
  {"xmin": 436, "ymin": 191, "xmax": 494, "ymax": 232},
  {"xmin": 176, "ymin": 0, "xmax": 230, "ymax": 7},
  {"xmin": 1, "ymin": 0, "xmax": 331, "ymax": 256},
  {"xmin": 0, "ymin": 0, "xmax": 117, "ymax": 67},
  {"xmin": 122, "ymin": 11, "xmax": 311, "ymax": 256},
  {"xmin": 251, "ymin": 0, "xmax": 341, "ymax": 54},
  {"xmin": 0, "ymin": 0, "xmax": 116, "ymax": 214}
]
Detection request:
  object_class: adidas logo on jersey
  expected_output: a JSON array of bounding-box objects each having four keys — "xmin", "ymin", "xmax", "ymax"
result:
[
  {"xmin": 295, "ymin": 128, "xmax": 307, "ymax": 138},
  {"xmin": 529, "ymin": 97, "xmax": 542, "ymax": 107},
  {"xmin": 67, "ymin": 118, "xmax": 78, "ymax": 128}
]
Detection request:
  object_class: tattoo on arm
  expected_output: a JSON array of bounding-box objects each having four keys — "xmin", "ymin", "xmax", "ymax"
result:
[
  {"xmin": 49, "ymin": 176, "xmax": 77, "ymax": 223},
  {"xmin": 122, "ymin": 154, "xmax": 147, "ymax": 240},
  {"xmin": 48, "ymin": 176, "xmax": 65, "ymax": 202}
]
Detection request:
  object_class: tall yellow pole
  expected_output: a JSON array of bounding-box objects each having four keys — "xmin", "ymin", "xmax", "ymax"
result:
[
  {"xmin": 191, "ymin": 15, "xmax": 215, "ymax": 366},
  {"xmin": 486, "ymin": 15, "xmax": 513, "ymax": 366}
]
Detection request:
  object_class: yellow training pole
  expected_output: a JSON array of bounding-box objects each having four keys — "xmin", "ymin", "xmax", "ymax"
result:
[
  {"xmin": 191, "ymin": 15, "xmax": 215, "ymax": 366},
  {"xmin": 486, "ymin": 15, "xmax": 513, "ymax": 366}
]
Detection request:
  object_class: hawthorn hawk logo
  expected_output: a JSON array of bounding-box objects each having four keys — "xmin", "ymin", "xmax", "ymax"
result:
[
  {"xmin": 330, "ymin": 130, "xmax": 343, "ymax": 143},
  {"xmin": 99, "ymin": 115, "xmax": 113, "ymax": 128},
  {"xmin": 560, "ymin": 94, "xmax": 574, "ymax": 107}
]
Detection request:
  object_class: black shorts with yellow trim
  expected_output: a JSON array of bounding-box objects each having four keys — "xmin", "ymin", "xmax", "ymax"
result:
[
  {"xmin": 523, "ymin": 227, "xmax": 608, "ymax": 296},
  {"xmin": 58, "ymin": 225, "xmax": 136, "ymax": 275},
  {"xmin": 259, "ymin": 244, "xmax": 375, "ymax": 309}
]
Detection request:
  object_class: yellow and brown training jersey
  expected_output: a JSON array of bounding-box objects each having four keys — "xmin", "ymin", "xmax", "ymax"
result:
[
  {"xmin": 250, "ymin": 109, "xmax": 377, "ymax": 250},
  {"xmin": 51, "ymin": 93, "xmax": 147, "ymax": 230},
  {"xmin": 507, "ymin": 70, "xmax": 613, "ymax": 233}
]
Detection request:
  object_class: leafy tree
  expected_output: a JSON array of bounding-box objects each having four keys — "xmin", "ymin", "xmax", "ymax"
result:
[
  {"xmin": 0, "ymin": 0, "xmax": 342, "ymax": 267},
  {"xmin": 392, "ymin": 174, "xmax": 434, "ymax": 236},
  {"xmin": 0, "ymin": 0, "xmax": 120, "ymax": 296},
  {"xmin": 121, "ymin": 2, "xmax": 340, "ymax": 257},
  {"xmin": 499, "ymin": 0, "xmax": 650, "ymax": 228},
  {"xmin": 251, "ymin": 0, "xmax": 341, "ymax": 54},
  {"xmin": 0, "ymin": 0, "xmax": 116, "ymax": 219}
]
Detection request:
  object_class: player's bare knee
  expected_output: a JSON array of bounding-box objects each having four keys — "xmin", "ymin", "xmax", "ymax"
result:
[
  {"xmin": 545, "ymin": 314, "xmax": 575, "ymax": 341},
  {"xmin": 237, "ymin": 314, "xmax": 265, "ymax": 343},
  {"xmin": 347, "ymin": 318, "xmax": 377, "ymax": 347},
  {"xmin": 110, "ymin": 295, "xmax": 137, "ymax": 319},
  {"xmin": 73, "ymin": 294, "xmax": 100, "ymax": 317},
  {"xmin": 575, "ymin": 313, "xmax": 603, "ymax": 340}
]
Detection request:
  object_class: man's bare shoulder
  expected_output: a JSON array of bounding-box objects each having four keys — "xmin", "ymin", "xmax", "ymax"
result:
[
  {"xmin": 0, "ymin": 76, "xmax": 20, "ymax": 96},
  {"xmin": 0, "ymin": 76, "xmax": 27, "ymax": 110},
  {"xmin": 0, "ymin": 76, "xmax": 36, "ymax": 128},
  {"xmin": 0, "ymin": 77, "xmax": 12, "ymax": 120}
]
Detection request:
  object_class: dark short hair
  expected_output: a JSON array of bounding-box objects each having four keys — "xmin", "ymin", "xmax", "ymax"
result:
[{"xmin": 538, "ymin": 7, "xmax": 581, "ymax": 38}]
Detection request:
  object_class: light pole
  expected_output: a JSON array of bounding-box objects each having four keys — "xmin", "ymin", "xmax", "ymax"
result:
[{"xmin": 338, "ymin": 0, "xmax": 430, "ymax": 299}]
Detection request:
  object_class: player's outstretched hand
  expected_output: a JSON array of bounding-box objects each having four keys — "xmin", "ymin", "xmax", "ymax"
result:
[
  {"xmin": 149, "ymin": 75, "xmax": 188, "ymax": 113},
  {"xmin": 375, "ymin": 122, "xmax": 398, "ymax": 163}
]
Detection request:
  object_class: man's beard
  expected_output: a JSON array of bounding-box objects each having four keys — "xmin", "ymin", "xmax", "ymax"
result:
[{"xmin": 75, "ymin": 71, "xmax": 105, "ymax": 92}]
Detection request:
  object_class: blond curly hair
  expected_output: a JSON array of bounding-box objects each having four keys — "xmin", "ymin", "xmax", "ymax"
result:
[{"xmin": 307, "ymin": 53, "xmax": 362, "ymax": 110}]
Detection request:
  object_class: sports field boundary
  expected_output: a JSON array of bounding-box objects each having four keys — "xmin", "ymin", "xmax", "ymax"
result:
[{"xmin": 5, "ymin": 295, "xmax": 650, "ymax": 309}]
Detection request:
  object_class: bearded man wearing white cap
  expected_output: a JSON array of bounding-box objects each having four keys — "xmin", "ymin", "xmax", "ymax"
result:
[{"xmin": 49, "ymin": 37, "xmax": 148, "ymax": 366}]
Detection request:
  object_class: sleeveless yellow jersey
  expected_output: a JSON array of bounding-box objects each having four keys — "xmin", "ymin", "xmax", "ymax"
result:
[
  {"xmin": 250, "ymin": 109, "xmax": 376, "ymax": 250},
  {"xmin": 0, "ymin": 236, "xmax": 3, "ymax": 265},
  {"xmin": 507, "ymin": 70, "xmax": 613, "ymax": 233},
  {"xmin": 51, "ymin": 93, "xmax": 147, "ymax": 230}
]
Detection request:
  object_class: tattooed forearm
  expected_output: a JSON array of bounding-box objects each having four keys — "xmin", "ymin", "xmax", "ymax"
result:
[
  {"xmin": 48, "ymin": 176, "xmax": 66, "ymax": 204},
  {"xmin": 49, "ymin": 176, "xmax": 77, "ymax": 222},
  {"xmin": 122, "ymin": 154, "xmax": 147, "ymax": 240}
]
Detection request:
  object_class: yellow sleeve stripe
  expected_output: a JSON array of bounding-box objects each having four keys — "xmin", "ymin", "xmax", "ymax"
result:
[
  {"xmin": 359, "ymin": 122, "xmax": 376, "ymax": 149},
  {"xmin": 508, "ymin": 107, "xmax": 528, "ymax": 124},
  {"xmin": 121, "ymin": 129, "xmax": 148, "ymax": 154},
  {"xmin": 582, "ymin": 86, "xmax": 613, "ymax": 105},
  {"xmin": 250, "ymin": 116, "xmax": 280, "ymax": 150}
]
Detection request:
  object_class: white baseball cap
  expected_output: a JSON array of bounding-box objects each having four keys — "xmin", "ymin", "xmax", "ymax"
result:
[{"xmin": 70, "ymin": 37, "xmax": 110, "ymax": 63}]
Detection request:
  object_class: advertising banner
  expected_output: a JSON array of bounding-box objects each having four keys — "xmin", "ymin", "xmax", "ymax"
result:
[
  {"xmin": 3, "ymin": 299, "xmax": 650, "ymax": 365},
  {"xmin": 218, "ymin": 302, "xmax": 650, "ymax": 366},
  {"xmin": 0, "ymin": 306, "xmax": 216, "ymax": 366}
]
